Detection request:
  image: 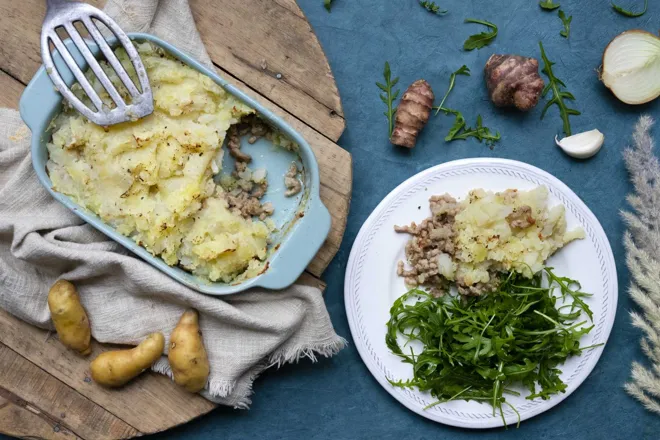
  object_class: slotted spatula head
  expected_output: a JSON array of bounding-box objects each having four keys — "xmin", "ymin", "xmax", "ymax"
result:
[{"xmin": 40, "ymin": 0, "xmax": 153, "ymax": 126}]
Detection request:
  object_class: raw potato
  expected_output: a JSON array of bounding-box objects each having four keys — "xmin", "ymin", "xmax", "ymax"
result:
[
  {"xmin": 168, "ymin": 309, "xmax": 210, "ymax": 393},
  {"xmin": 484, "ymin": 54, "xmax": 545, "ymax": 111},
  {"xmin": 47, "ymin": 280, "xmax": 91, "ymax": 356},
  {"xmin": 90, "ymin": 333, "xmax": 165, "ymax": 387}
]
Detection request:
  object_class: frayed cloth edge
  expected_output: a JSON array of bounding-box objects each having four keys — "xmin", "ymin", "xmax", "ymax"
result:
[{"xmin": 151, "ymin": 335, "xmax": 348, "ymax": 408}]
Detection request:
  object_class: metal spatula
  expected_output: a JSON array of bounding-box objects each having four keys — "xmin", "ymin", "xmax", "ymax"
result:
[{"xmin": 40, "ymin": 0, "xmax": 153, "ymax": 126}]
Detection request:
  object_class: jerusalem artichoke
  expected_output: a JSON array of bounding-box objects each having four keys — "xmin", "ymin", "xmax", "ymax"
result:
[
  {"xmin": 484, "ymin": 54, "xmax": 545, "ymax": 111},
  {"xmin": 390, "ymin": 80, "xmax": 434, "ymax": 148}
]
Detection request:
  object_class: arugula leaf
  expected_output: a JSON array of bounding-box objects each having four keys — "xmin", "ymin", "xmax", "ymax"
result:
[
  {"xmin": 538, "ymin": 42, "xmax": 580, "ymax": 136},
  {"xmin": 433, "ymin": 66, "xmax": 500, "ymax": 148},
  {"xmin": 611, "ymin": 0, "xmax": 648, "ymax": 17},
  {"xmin": 434, "ymin": 65, "xmax": 470, "ymax": 116},
  {"xmin": 419, "ymin": 0, "xmax": 447, "ymax": 15},
  {"xmin": 386, "ymin": 269, "xmax": 600, "ymax": 426},
  {"xmin": 539, "ymin": 0, "xmax": 561, "ymax": 10},
  {"xmin": 444, "ymin": 110, "xmax": 467, "ymax": 140},
  {"xmin": 463, "ymin": 19, "xmax": 498, "ymax": 51},
  {"xmin": 539, "ymin": 0, "xmax": 561, "ymax": 11},
  {"xmin": 324, "ymin": 0, "xmax": 333, "ymax": 12},
  {"xmin": 446, "ymin": 114, "xmax": 501, "ymax": 147},
  {"xmin": 544, "ymin": 268, "xmax": 594, "ymax": 321},
  {"xmin": 558, "ymin": 10, "xmax": 572, "ymax": 38},
  {"xmin": 376, "ymin": 62, "xmax": 400, "ymax": 137}
]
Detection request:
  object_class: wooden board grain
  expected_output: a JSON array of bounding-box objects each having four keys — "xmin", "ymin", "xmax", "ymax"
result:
[
  {"xmin": 0, "ymin": 0, "xmax": 344, "ymax": 142},
  {"xmin": 0, "ymin": 0, "xmax": 350, "ymax": 438},
  {"xmin": 0, "ymin": 343, "xmax": 138, "ymax": 440},
  {"xmin": 190, "ymin": 0, "xmax": 345, "ymax": 141},
  {"xmin": 0, "ymin": 389, "xmax": 80, "ymax": 440},
  {"xmin": 0, "ymin": 70, "xmax": 22, "ymax": 109}
]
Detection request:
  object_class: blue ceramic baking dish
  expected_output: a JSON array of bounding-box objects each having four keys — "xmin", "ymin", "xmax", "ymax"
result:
[{"xmin": 19, "ymin": 33, "xmax": 331, "ymax": 295}]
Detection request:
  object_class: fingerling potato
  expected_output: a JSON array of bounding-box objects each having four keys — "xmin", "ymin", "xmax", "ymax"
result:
[
  {"xmin": 48, "ymin": 280, "xmax": 91, "ymax": 355},
  {"xmin": 90, "ymin": 332, "xmax": 165, "ymax": 387},
  {"xmin": 168, "ymin": 309, "xmax": 210, "ymax": 393}
]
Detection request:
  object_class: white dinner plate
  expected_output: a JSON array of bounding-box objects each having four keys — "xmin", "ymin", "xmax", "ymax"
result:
[{"xmin": 345, "ymin": 158, "xmax": 617, "ymax": 429}]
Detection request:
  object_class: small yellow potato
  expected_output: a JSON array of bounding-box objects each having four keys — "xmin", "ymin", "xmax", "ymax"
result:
[
  {"xmin": 168, "ymin": 309, "xmax": 210, "ymax": 393},
  {"xmin": 90, "ymin": 333, "xmax": 165, "ymax": 387},
  {"xmin": 47, "ymin": 279, "xmax": 91, "ymax": 356}
]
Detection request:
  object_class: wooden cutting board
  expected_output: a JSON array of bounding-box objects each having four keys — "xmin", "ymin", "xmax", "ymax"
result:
[{"xmin": 0, "ymin": 0, "xmax": 351, "ymax": 438}]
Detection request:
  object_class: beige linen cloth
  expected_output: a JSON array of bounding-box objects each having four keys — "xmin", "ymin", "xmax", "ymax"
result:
[{"xmin": 0, "ymin": 0, "xmax": 345, "ymax": 407}]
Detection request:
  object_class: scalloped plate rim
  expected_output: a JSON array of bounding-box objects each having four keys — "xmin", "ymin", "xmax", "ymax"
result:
[{"xmin": 344, "ymin": 158, "xmax": 617, "ymax": 429}]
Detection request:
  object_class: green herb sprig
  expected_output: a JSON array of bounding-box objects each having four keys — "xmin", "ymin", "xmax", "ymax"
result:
[
  {"xmin": 445, "ymin": 114, "xmax": 501, "ymax": 146},
  {"xmin": 386, "ymin": 268, "xmax": 599, "ymax": 427},
  {"xmin": 376, "ymin": 62, "xmax": 400, "ymax": 137},
  {"xmin": 611, "ymin": 0, "xmax": 648, "ymax": 17},
  {"xmin": 538, "ymin": 42, "xmax": 580, "ymax": 136},
  {"xmin": 558, "ymin": 10, "xmax": 572, "ymax": 38},
  {"xmin": 434, "ymin": 66, "xmax": 501, "ymax": 147},
  {"xmin": 434, "ymin": 65, "xmax": 470, "ymax": 115},
  {"xmin": 463, "ymin": 19, "xmax": 498, "ymax": 51},
  {"xmin": 419, "ymin": 0, "xmax": 447, "ymax": 15},
  {"xmin": 539, "ymin": 0, "xmax": 561, "ymax": 10},
  {"xmin": 324, "ymin": 0, "xmax": 333, "ymax": 12}
]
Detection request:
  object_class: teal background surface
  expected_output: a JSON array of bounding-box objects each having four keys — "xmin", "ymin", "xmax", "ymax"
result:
[
  {"xmin": 157, "ymin": 1, "xmax": 659, "ymax": 438},
  {"xmin": 4, "ymin": 1, "xmax": 660, "ymax": 439}
]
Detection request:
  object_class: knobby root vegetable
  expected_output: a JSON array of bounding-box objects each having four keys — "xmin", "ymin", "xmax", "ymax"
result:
[
  {"xmin": 484, "ymin": 54, "xmax": 545, "ymax": 111},
  {"xmin": 168, "ymin": 309, "xmax": 210, "ymax": 393},
  {"xmin": 47, "ymin": 280, "xmax": 91, "ymax": 356},
  {"xmin": 90, "ymin": 333, "xmax": 165, "ymax": 387},
  {"xmin": 601, "ymin": 30, "xmax": 660, "ymax": 105},
  {"xmin": 390, "ymin": 80, "xmax": 434, "ymax": 148}
]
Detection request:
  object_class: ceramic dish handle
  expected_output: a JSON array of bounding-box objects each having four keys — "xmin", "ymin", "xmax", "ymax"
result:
[{"xmin": 257, "ymin": 198, "xmax": 331, "ymax": 290}]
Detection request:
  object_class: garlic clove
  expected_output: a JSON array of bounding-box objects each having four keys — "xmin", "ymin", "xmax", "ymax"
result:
[{"xmin": 555, "ymin": 129, "xmax": 604, "ymax": 159}]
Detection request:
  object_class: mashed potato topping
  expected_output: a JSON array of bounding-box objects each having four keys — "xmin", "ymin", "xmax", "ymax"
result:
[
  {"xmin": 453, "ymin": 186, "xmax": 584, "ymax": 287},
  {"xmin": 396, "ymin": 186, "xmax": 584, "ymax": 296},
  {"xmin": 47, "ymin": 43, "xmax": 270, "ymax": 282}
]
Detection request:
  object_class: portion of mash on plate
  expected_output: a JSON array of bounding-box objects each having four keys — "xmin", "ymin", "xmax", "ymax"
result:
[
  {"xmin": 396, "ymin": 186, "xmax": 585, "ymax": 296},
  {"xmin": 47, "ymin": 43, "xmax": 270, "ymax": 283}
]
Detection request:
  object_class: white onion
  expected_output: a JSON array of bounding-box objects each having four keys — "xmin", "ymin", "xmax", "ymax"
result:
[
  {"xmin": 252, "ymin": 168, "xmax": 267, "ymax": 183},
  {"xmin": 437, "ymin": 253, "xmax": 456, "ymax": 281},
  {"xmin": 237, "ymin": 169, "xmax": 252, "ymax": 181},
  {"xmin": 601, "ymin": 30, "xmax": 660, "ymax": 105},
  {"xmin": 213, "ymin": 150, "xmax": 224, "ymax": 172}
]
